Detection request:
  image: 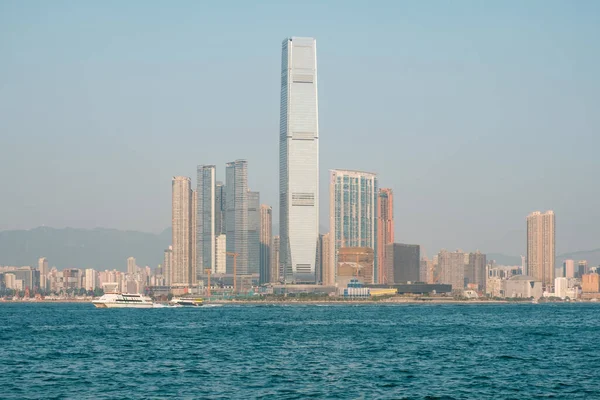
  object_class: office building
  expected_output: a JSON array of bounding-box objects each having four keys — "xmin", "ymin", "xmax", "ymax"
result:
[
  {"xmin": 526, "ymin": 210, "xmax": 555, "ymax": 289},
  {"xmin": 248, "ymin": 191, "xmax": 260, "ymax": 275},
  {"xmin": 420, "ymin": 257, "xmax": 434, "ymax": 284},
  {"xmin": 215, "ymin": 181, "xmax": 226, "ymax": 235},
  {"xmin": 582, "ymin": 273, "xmax": 600, "ymax": 293},
  {"xmin": 577, "ymin": 260, "xmax": 588, "ymax": 278},
  {"xmin": 376, "ymin": 188, "xmax": 394, "ymax": 283},
  {"xmin": 503, "ymin": 275, "xmax": 543, "ymax": 299},
  {"xmin": 385, "ymin": 243, "xmax": 420, "ymax": 284},
  {"xmin": 563, "ymin": 259, "xmax": 575, "ymax": 278},
  {"xmin": 192, "ymin": 189, "xmax": 197, "ymax": 275},
  {"xmin": 329, "ymin": 169, "xmax": 378, "ymax": 283},
  {"xmin": 279, "ymin": 37, "xmax": 319, "ymax": 284},
  {"xmin": 554, "ymin": 277, "xmax": 568, "ymax": 299},
  {"xmin": 438, "ymin": 249, "xmax": 466, "ymax": 290},
  {"xmin": 259, "ymin": 204, "xmax": 272, "ymax": 284},
  {"xmin": 271, "ymin": 235, "xmax": 281, "ymax": 283},
  {"xmin": 172, "ymin": 176, "xmax": 194, "ymax": 286},
  {"xmin": 226, "ymin": 160, "xmax": 248, "ymax": 275},
  {"xmin": 197, "ymin": 165, "xmax": 216, "ymax": 274},
  {"xmin": 127, "ymin": 257, "xmax": 136, "ymax": 276}
]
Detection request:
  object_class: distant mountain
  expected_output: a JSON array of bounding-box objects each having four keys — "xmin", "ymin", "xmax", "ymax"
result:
[
  {"xmin": 487, "ymin": 253, "xmax": 522, "ymax": 266},
  {"xmin": 557, "ymin": 249, "xmax": 600, "ymax": 267},
  {"xmin": 0, "ymin": 227, "xmax": 171, "ymax": 271}
]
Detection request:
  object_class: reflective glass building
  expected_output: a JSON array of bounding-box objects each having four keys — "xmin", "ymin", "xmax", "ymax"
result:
[{"xmin": 279, "ymin": 37, "xmax": 319, "ymax": 283}]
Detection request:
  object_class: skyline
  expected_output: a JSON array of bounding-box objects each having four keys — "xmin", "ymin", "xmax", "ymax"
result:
[{"xmin": 1, "ymin": 2, "xmax": 599, "ymax": 257}]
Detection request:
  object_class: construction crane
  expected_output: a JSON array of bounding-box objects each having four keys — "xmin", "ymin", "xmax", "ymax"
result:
[
  {"xmin": 226, "ymin": 252, "xmax": 239, "ymax": 293},
  {"xmin": 204, "ymin": 269, "xmax": 212, "ymax": 298}
]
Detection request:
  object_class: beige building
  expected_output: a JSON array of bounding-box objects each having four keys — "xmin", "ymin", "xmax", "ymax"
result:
[
  {"xmin": 582, "ymin": 273, "xmax": 600, "ymax": 293},
  {"xmin": 172, "ymin": 176, "xmax": 194, "ymax": 286},
  {"xmin": 526, "ymin": 210, "xmax": 555, "ymax": 288},
  {"xmin": 336, "ymin": 247, "xmax": 374, "ymax": 287},
  {"xmin": 38, "ymin": 257, "xmax": 49, "ymax": 292},
  {"xmin": 127, "ymin": 257, "xmax": 136, "ymax": 276},
  {"xmin": 215, "ymin": 235, "xmax": 227, "ymax": 275},
  {"xmin": 321, "ymin": 233, "xmax": 333, "ymax": 285},
  {"xmin": 503, "ymin": 275, "xmax": 543, "ymax": 299},
  {"xmin": 438, "ymin": 249, "xmax": 465, "ymax": 290},
  {"xmin": 271, "ymin": 236, "xmax": 280, "ymax": 283}
]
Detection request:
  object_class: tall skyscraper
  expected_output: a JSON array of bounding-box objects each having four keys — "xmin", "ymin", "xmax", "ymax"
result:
[
  {"xmin": 377, "ymin": 188, "xmax": 394, "ymax": 283},
  {"xmin": 215, "ymin": 181, "xmax": 226, "ymax": 235},
  {"xmin": 279, "ymin": 37, "xmax": 319, "ymax": 284},
  {"xmin": 439, "ymin": 249, "xmax": 466, "ymax": 290},
  {"xmin": 163, "ymin": 246, "xmax": 173, "ymax": 285},
  {"xmin": 527, "ymin": 211, "xmax": 555, "ymax": 288},
  {"xmin": 127, "ymin": 257, "xmax": 136, "ymax": 276},
  {"xmin": 192, "ymin": 189, "xmax": 197, "ymax": 277},
  {"xmin": 271, "ymin": 235, "xmax": 280, "ymax": 283},
  {"xmin": 248, "ymin": 191, "xmax": 260, "ymax": 275},
  {"xmin": 259, "ymin": 204, "xmax": 272, "ymax": 284},
  {"xmin": 38, "ymin": 257, "xmax": 48, "ymax": 291},
  {"xmin": 385, "ymin": 243, "xmax": 420, "ymax": 284},
  {"xmin": 172, "ymin": 176, "xmax": 194, "ymax": 286},
  {"xmin": 197, "ymin": 165, "xmax": 216, "ymax": 273},
  {"xmin": 329, "ymin": 169, "xmax": 378, "ymax": 284},
  {"xmin": 226, "ymin": 160, "xmax": 248, "ymax": 275}
]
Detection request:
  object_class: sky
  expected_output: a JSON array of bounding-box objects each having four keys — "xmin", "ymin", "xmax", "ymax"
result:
[{"xmin": 1, "ymin": 0, "xmax": 599, "ymax": 257}]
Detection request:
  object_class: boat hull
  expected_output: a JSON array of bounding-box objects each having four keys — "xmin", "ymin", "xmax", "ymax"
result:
[{"xmin": 92, "ymin": 301, "xmax": 154, "ymax": 309}]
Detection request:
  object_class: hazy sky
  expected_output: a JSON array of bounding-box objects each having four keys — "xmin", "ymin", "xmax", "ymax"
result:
[{"xmin": 1, "ymin": 1, "xmax": 599, "ymax": 256}]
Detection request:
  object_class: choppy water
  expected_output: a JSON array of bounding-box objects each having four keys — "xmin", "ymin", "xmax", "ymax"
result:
[{"xmin": 1, "ymin": 302, "xmax": 599, "ymax": 399}]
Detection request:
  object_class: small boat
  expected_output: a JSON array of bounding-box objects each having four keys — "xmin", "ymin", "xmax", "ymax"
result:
[
  {"xmin": 531, "ymin": 298, "xmax": 539, "ymax": 304},
  {"xmin": 92, "ymin": 292, "xmax": 154, "ymax": 308},
  {"xmin": 170, "ymin": 297, "xmax": 203, "ymax": 307}
]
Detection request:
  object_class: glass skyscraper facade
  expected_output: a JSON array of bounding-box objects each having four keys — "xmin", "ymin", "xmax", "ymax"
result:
[
  {"xmin": 226, "ymin": 160, "xmax": 248, "ymax": 275},
  {"xmin": 329, "ymin": 170, "xmax": 378, "ymax": 283},
  {"xmin": 247, "ymin": 191, "xmax": 260, "ymax": 275},
  {"xmin": 279, "ymin": 37, "xmax": 319, "ymax": 283},
  {"xmin": 197, "ymin": 165, "xmax": 216, "ymax": 274}
]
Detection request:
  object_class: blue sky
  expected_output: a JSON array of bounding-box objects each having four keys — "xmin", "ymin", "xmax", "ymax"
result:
[{"xmin": 1, "ymin": 0, "xmax": 599, "ymax": 256}]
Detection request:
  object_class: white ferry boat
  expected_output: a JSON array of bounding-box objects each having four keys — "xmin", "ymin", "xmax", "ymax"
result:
[
  {"xmin": 92, "ymin": 282, "xmax": 154, "ymax": 308},
  {"xmin": 170, "ymin": 297, "xmax": 203, "ymax": 307},
  {"xmin": 92, "ymin": 292, "xmax": 154, "ymax": 308}
]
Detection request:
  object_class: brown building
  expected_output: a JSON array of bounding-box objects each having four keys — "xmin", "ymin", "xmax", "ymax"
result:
[
  {"xmin": 377, "ymin": 188, "xmax": 394, "ymax": 284},
  {"xmin": 337, "ymin": 247, "xmax": 374, "ymax": 287},
  {"xmin": 582, "ymin": 273, "xmax": 600, "ymax": 293},
  {"xmin": 526, "ymin": 210, "xmax": 555, "ymax": 289}
]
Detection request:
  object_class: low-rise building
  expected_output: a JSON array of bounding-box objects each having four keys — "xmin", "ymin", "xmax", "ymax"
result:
[{"xmin": 503, "ymin": 275, "xmax": 543, "ymax": 299}]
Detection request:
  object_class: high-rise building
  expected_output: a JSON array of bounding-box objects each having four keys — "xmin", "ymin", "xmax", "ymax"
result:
[
  {"xmin": 172, "ymin": 176, "xmax": 194, "ymax": 286},
  {"xmin": 577, "ymin": 260, "xmax": 588, "ymax": 278},
  {"xmin": 163, "ymin": 246, "xmax": 173, "ymax": 285},
  {"xmin": 215, "ymin": 181, "xmax": 226, "ymax": 235},
  {"xmin": 329, "ymin": 169, "xmax": 378, "ymax": 284},
  {"xmin": 248, "ymin": 191, "xmax": 260, "ymax": 275},
  {"xmin": 85, "ymin": 269, "xmax": 97, "ymax": 291},
  {"xmin": 420, "ymin": 257, "xmax": 434, "ymax": 284},
  {"xmin": 38, "ymin": 257, "xmax": 48, "ymax": 291},
  {"xmin": 465, "ymin": 251, "xmax": 487, "ymax": 291},
  {"xmin": 215, "ymin": 235, "xmax": 227, "ymax": 274},
  {"xmin": 271, "ymin": 235, "xmax": 280, "ymax": 283},
  {"xmin": 321, "ymin": 233, "xmax": 333, "ymax": 285},
  {"xmin": 226, "ymin": 160, "xmax": 248, "ymax": 275},
  {"xmin": 127, "ymin": 257, "xmax": 136, "ymax": 276},
  {"xmin": 564, "ymin": 259, "xmax": 575, "ymax": 278},
  {"xmin": 439, "ymin": 249, "xmax": 466, "ymax": 290},
  {"xmin": 377, "ymin": 189, "xmax": 394, "ymax": 283},
  {"xmin": 259, "ymin": 204, "xmax": 272, "ymax": 284},
  {"xmin": 526, "ymin": 211, "xmax": 555, "ymax": 288},
  {"xmin": 385, "ymin": 243, "xmax": 420, "ymax": 284},
  {"xmin": 197, "ymin": 165, "xmax": 216, "ymax": 274},
  {"xmin": 279, "ymin": 37, "xmax": 319, "ymax": 284}
]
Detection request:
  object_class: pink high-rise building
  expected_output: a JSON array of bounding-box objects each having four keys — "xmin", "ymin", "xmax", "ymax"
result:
[
  {"xmin": 377, "ymin": 188, "xmax": 394, "ymax": 283},
  {"xmin": 564, "ymin": 259, "xmax": 575, "ymax": 278}
]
